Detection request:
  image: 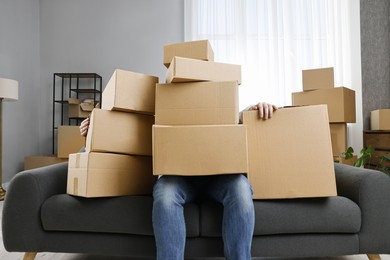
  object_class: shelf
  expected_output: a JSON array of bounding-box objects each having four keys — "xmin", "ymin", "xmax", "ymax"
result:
[
  {"xmin": 71, "ymin": 88, "xmax": 101, "ymax": 94},
  {"xmin": 54, "ymin": 73, "xmax": 102, "ymax": 79},
  {"xmin": 52, "ymin": 72, "xmax": 102, "ymax": 154}
]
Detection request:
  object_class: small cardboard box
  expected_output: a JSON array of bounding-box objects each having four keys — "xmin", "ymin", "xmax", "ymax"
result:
[
  {"xmin": 302, "ymin": 67, "xmax": 334, "ymax": 91},
  {"xmin": 330, "ymin": 123, "xmax": 347, "ymax": 157},
  {"xmin": 24, "ymin": 155, "xmax": 68, "ymax": 170},
  {"xmin": 153, "ymin": 125, "xmax": 248, "ymax": 176},
  {"xmin": 164, "ymin": 40, "xmax": 214, "ymax": 68},
  {"xmin": 101, "ymin": 69, "xmax": 159, "ymax": 115},
  {"xmin": 57, "ymin": 126, "xmax": 86, "ymax": 158},
  {"xmin": 68, "ymin": 98, "xmax": 94, "ymax": 118},
  {"xmin": 85, "ymin": 108, "xmax": 154, "ymax": 156},
  {"xmin": 243, "ymin": 105, "xmax": 337, "ymax": 199},
  {"xmin": 371, "ymin": 109, "xmax": 390, "ymax": 130},
  {"xmin": 67, "ymin": 152, "xmax": 156, "ymax": 197},
  {"xmin": 166, "ymin": 57, "xmax": 241, "ymax": 85},
  {"xmin": 292, "ymin": 87, "xmax": 356, "ymax": 123},
  {"xmin": 334, "ymin": 155, "xmax": 357, "ymax": 166},
  {"xmin": 155, "ymin": 81, "xmax": 239, "ymax": 125}
]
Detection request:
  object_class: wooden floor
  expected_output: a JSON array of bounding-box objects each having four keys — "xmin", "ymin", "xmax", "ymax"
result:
[{"xmin": 0, "ymin": 201, "xmax": 389, "ymax": 260}]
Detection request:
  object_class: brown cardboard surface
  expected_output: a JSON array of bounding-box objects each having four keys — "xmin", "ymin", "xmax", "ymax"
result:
[
  {"xmin": 68, "ymin": 98, "xmax": 94, "ymax": 118},
  {"xmin": 155, "ymin": 81, "xmax": 239, "ymax": 125},
  {"xmin": 57, "ymin": 126, "xmax": 86, "ymax": 158},
  {"xmin": 243, "ymin": 105, "xmax": 337, "ymax": 199},
  {"xmin": 292, "ymin": 87, "xmax": 356, "ymax": 123},
  {"xmin": 371, "ymin": 109, "xmax": 390, "ymax": 130},
  {"xmin": 166, "ymin": 57, "xmax": 241, "ymax": 85},
  {"xmin": 334, "ymin": 155, "xmax": 357, "ymax": 166},
  {"xmin": 24, "ymin": 156, "xmax": 68, "ymax": 170},
  {"xmin": 101, "ymin": 69, "xmax": 158, "ymax": 115},
  {"xmin": 164, "ymin": 40, "xmax": 214, "ymax": 68},
  {"xmin": 153, "ymin": 125, "xmax": 248, "ymax": 176},
  {"xmin": 302, "ymin": 67, "xmax": 334, "ymax": 91},
  {"xmin": 67, "ymin": 152, "xmax": 156, "ymax": 197},
  {"xmin": 85, "ymin": 108, "xmax": 154, "ymax": 156},
  {"xmin": 330, "ymin": 123, "xmax": 348, "ymax": 157}
]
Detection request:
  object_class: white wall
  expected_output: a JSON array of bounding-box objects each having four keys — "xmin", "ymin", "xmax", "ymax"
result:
[
  {"xmin": 0, "ymin": 0, "xmax": 41, "ymax": 184},
  {"xmin": 1, "ymin": 0, "xmax": 184, "ymax": 184}
]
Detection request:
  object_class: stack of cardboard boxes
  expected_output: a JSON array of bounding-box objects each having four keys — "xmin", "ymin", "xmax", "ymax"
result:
[
  {"xmin": 63, "ymin": 40, "xmax": 338, "ymax": 200},
  {"xmin": 153, "ymin": 40, "xmax": 248, "ymax": 176},
  {"xmin": 292, "ymin": 67, "xmax": 356, "ymax": 159},
  {"xmin": 66, "ymin": 69, "xmax": 158, "ymax": 197}
]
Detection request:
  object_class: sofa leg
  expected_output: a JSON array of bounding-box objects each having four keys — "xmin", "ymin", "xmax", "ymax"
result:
[
  {"xmin": 23, "ymin": 252, "xmax": 37, "ymax": 260},
  {"xmin": 367, "ymin": 254, "xmax": 381, "ymax": 260}
]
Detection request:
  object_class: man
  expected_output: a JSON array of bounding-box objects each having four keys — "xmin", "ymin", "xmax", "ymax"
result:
[{"xmin": 80, "ymin": 102, "xmax": 278, "ymax": 260}]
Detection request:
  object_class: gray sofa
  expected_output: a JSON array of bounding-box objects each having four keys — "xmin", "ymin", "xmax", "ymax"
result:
[{"xmin": 2, "ymin": 162, "xmax": 390, "ymax": 260}]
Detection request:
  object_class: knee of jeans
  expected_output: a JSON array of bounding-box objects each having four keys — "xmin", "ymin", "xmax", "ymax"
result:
[
  {"xmin": 226, "ymin": 175, "xmax": 254, "ymax": 211},
  {"xmin": 153, "ymin": 177, "xmax": 185, "ymax": 207}
]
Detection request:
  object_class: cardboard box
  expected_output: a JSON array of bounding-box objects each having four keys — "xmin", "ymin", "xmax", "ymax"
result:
[
  {"xmin": 24, "ymin": 155, "xmax": 68, "ymax": 170},
  {"xmin": 68, "ymin": 98, "xmax": 94, "ymax": 118},
  {"xmin": 58, "ymin": 126, "xmax": 86, "ymax": 158},
  {"xmin": 334, "ymin": 155, "xmax": 357, "ymax": 166},
  {"xmin": 166, "ymin": 57, "xmax": 241, "ymax": 85},
  {"xmin": 155, "ymin": 81, "xmax": 239, "ymax": 125},
  {"xmin": 101, "ymin": 69, "xmax": 158, "ymax": 115},
  {"xmin": 330, "ymin": 123, "xmax": 347, "ymax": 157},
  {"xmin": 67, "ymin": 152, "xmax": 156, "ymax": 197},
  {"xmin": 243, "ymin": 105, "xmax": 337, "ymax": 199},
  {"xmin": 302, "ymin": 67, "xmax": 334, "ymax": 91},
  {"xmin": 153, "ymin": 125, "xmax": 248, "ymax": 176},
  {"xmin": 164, "ymin": 40, "xmax": 214, "ymax": 68},
  {"xmin": 371, "ymin": 109, "xmax": 390, "ymax": 130},
  {"xmin": 85, "ymin": 108, "xmax": 154, "ymax": 156},
  {"xmin": 292, "ymin": 87, "xmax": 356, "ymax": 123}
]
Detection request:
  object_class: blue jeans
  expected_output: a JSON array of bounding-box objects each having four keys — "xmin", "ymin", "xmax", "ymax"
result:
[{"xmin": 152, "ymin": 174, "xmax": 255, "ymax": 260}]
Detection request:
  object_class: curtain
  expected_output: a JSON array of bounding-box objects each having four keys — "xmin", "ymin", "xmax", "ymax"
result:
[{"xmin": 184, "ymin": 0, "xmax": 357, "ymax": 110}]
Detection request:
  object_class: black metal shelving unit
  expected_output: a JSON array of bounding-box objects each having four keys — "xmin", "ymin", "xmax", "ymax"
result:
[{"xmin": 52, "ymin": 73, "xmax": 102, "ymax": 154}]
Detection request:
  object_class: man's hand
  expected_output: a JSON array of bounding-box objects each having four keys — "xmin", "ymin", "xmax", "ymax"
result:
[
  {"xmin": 248, "ymin": 102, "xmax": 278, "ymax": 120},
  {"xmin": 80, "ymin": 117, "xmax": 90, "ymax": 137}
]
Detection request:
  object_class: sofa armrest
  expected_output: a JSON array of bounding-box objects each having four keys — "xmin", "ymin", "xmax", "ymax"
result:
[
  {"xmin": 2, "ymin": 162, "xmax": 68, "ymax": 252},
  {"xmin": 334, "ymin": 163, "xmax": 390, "ymax": 254}
]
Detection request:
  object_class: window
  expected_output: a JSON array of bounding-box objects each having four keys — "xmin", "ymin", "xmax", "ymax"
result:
[{"xmin": 185, "ymin": 0, "xmax": 359, "ymax": 109}]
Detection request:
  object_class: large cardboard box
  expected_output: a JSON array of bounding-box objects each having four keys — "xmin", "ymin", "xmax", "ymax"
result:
[
  {"xmin": 302, "ymin": 67, "xmax": 334, "ymax": 91},
  {"xmin": 155, "ymin": 81, "xmax": 239, "ymax": 125},
  {"xmin": 153, "ymin": 125, "xmax": 248, "ymax": 176},
  {"xmin": 101, "ymin": 69, "xmax": 158, "ymax": 115},
  {"xmin": 85, "ymin": 108, "xmax": 154, "ymax": 156},
  {"xmin": 292, "ymin": 87, "xmax": 356, "ymax": 123},
  {"xmin": 330, "ymin": 123, "xmax": 347, "ymax": 157},
  {"xmin": 67, "ymin": 152, "xmax": 155, "ymax": 197},
  {"xmin": 57, "ymin": 126, "xmax": 86, "ymax": 158},
  {"xmin": 68, "ymin": 98, "xmax": 94, "ymax": 118},
  {"xmin": 164, "ymin": 40, "xmax": 214, "ymax": 68},
  {"xmin": 166, "ymin": 57, "xmax": 241, "ymax": 85},
  {"xmin": 243, "ymin": 105, "xmax": 337, "ymax": 199},
  {"xmin": 24, "ymin": 155, "xmax": 67, "ymax": 170},
  {"xmin": 371, "ymin": 109, "xmax": 390, "ymax": 130}
]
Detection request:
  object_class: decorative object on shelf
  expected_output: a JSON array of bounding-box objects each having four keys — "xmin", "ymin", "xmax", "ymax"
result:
[{"xmin": 0, "ymin": 78, "xmax": 18, "ymax": 200}]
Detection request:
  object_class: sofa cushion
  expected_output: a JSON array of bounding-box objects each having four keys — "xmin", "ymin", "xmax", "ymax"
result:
[
  {"xmin": 200, "ymin": 196, "xmax": 361, "ymax": 237},
  {"xmin": 41, "ymin": 194, "xmax": 200, "ymax": 237}
]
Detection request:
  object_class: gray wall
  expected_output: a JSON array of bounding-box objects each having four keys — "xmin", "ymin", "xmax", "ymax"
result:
[
  {"xmin": 39, "ymin": 0, "xmax": 184, "ymax": 157},
  {"xmin": 0, "ymin": 0, "xmax": 41, "ymax": 184},
  {"xmin": 1, "ymin": 0, "xmax": 184, "ymax": 184},
  {"xmin": 361, "ymin": 0, "xmax": 390, "ymax": 130}
]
